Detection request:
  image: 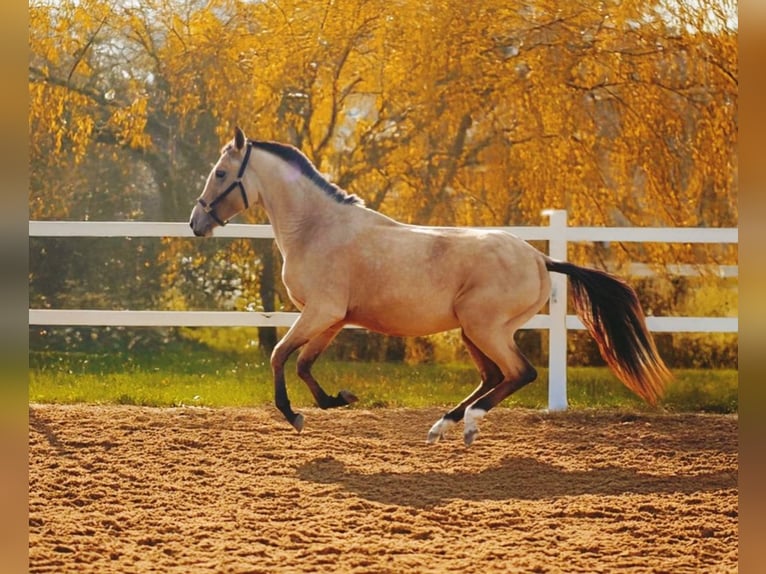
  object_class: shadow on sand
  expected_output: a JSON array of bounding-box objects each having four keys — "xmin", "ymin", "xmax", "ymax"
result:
[{"xmin": 296, "ymin": 455, "xmax": 737, "ymax": 508}]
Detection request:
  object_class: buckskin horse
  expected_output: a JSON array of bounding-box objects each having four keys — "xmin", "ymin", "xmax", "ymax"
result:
[{"xmin": 189, "ymin": 126, "xmax": 671, "ymax": 445}]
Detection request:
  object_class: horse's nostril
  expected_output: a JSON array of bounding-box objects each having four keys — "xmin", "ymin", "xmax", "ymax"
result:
[{"xmin": 190, "ymin": 221, "xmax": 204, "ymax": 237}]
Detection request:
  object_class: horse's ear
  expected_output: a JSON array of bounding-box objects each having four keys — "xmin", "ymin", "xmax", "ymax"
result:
[{"xmin": 234, "ymin": 126, "xmax": 246, "ymax": 150}]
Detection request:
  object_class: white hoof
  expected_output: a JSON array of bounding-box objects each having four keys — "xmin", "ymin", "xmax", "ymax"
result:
[
  {"xmin": 426, "ymin": 417, "xmax": 455, "ymax": 444},
  {"xmin": 463, "ymin": 408, "xmax": 486, "ymax": 446}
]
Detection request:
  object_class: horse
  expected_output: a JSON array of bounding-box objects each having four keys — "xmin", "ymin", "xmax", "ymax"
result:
[{"xmin": 189, "ymin": 126, "xmax": 671, "ymax": 445}]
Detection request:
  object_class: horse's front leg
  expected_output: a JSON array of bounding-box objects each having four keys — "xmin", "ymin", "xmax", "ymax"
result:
[
  {"xmin": 297, "ymin": 325, "xmax": 358, "ymax": 409},
  {"xmin": 270, "ymin": 308, "xmax": 346, "ymax": 432}
]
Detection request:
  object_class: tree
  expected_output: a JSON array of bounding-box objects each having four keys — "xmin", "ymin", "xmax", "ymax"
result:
[{"xmin": 29, "ymin": 0, "xmax": 737, "ymax": 362}]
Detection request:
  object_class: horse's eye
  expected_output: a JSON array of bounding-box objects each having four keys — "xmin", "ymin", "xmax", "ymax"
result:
[{"xmin": 215, "ymin": 170, "xmax": 226, "ymax": 179}]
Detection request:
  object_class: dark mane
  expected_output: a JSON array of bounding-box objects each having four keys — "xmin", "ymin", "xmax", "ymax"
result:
[{"xmin": 250, "ymin": 140, "xmax": 364, "ymax": 206}]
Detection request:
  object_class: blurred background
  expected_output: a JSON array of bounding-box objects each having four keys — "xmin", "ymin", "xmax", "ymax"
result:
[{"xmin": 28, "ymin": 0, "xmax": 737, "ymax": 373}]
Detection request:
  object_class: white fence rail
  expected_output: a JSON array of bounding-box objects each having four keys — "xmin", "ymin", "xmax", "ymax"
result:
[{"xmin": 29, "ymin": 211, "xmax": 738, "ymax": 410}]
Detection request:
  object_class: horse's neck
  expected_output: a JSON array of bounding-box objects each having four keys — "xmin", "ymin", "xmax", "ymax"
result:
[{"xmin": 257, "ymin": 169, "xmax": 342, "ymax": 257}]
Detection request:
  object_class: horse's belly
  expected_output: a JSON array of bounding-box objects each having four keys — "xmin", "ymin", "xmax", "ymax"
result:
[{"xmin": 346, "ymin": 299, "xmax": 459, "ymax": 337}]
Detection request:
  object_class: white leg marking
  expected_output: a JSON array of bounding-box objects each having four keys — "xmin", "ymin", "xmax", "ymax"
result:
[
  {"xmin": 426, "ymin": 417, "xmax": 456, "ymax": 444},
  {"xmin": 463, "ymin": 407, "xmax": 487, "ymax": 446}
]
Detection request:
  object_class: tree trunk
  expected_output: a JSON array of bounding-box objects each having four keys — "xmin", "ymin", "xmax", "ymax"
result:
[{"xmin": 258, "ymin": 243, "xmax": 278, "ymax": 354}]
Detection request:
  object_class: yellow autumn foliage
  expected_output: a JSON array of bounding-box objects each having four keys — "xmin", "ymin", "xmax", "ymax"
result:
[{"xmin": 29, "ymin": 0, "xmax": 737, "ymax": 337}]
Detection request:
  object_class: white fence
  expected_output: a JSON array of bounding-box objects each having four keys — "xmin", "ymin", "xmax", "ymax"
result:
[{"xmin": 29, "ymin": 210, "xmax": 738, "ymax": 410}]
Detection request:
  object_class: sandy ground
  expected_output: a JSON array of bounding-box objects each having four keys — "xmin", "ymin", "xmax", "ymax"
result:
[{"xmin": 29, "ymin": 404, "xmax": 737, "ymax": 573}]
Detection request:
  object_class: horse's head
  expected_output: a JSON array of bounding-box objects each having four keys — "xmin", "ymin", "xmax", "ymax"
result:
[{"xmin": 189, "ymin": 126, "xmax": 256, "ymax": 237}]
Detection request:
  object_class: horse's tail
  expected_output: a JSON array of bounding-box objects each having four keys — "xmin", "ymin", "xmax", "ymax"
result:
[{"xmin": 545, "ymin": 258, "xmax": 671, "ymax": 405}]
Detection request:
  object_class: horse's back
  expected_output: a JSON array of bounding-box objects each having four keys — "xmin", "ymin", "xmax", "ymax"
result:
[{"xmin": 342, "ymin": 220, "xmax": 548, "ymax": 336}]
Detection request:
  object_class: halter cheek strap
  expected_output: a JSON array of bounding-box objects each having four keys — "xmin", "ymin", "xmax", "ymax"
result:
[{"xmin": 198, "ymin": 141, "xmax": 253, "ymax": 226}]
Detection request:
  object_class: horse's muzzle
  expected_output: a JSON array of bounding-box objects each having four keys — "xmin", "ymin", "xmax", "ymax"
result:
[
  {"xmin": 189, "ymin": 206, "xmax": 215, "ymax": 237},
  {"xmin": 190, "ymin": 222, "xmax": 206, "ymax": 237}
]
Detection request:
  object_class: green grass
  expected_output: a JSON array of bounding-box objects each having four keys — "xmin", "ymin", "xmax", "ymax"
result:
[{"xmin": 29, "ymin": 344, "xmax": 738, "ymax": 413}]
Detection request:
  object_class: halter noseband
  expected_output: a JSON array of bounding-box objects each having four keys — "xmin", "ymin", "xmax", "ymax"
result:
[{"xmin": 197, "ymin": 141, "xmax": 253, "ymax": 226}]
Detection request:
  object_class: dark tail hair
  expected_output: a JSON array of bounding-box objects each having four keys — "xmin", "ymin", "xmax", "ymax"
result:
[{"xmin": 545, "ymin": 258, "xmax": 671, "ymax": 405}]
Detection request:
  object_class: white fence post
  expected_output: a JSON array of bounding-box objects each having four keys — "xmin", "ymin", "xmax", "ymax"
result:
[{"xmin": 543, "ymin": 209, "xmax": 568, "ymax": 411}]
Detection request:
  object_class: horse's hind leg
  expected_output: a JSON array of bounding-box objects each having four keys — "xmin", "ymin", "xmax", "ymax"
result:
[
  {"xmin": 448, "ymin": 255, "xmax": 549, "ymax": 445},
  {"xmin": 446, "ymin": 312, "xmax": 538, "ymax": 445},
  {"xmin": 427, "ymin": 331, "xmax": 503, "ymax": 443},
  {"xmin": 462, "ymin": 338, "xmax": 537, "ymax": 446},
  {"xmin": 297, "ymin": 326, "xmax": 358, "ymax": 409}
]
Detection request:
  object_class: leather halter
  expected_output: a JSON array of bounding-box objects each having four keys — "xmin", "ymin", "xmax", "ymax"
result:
[{"xmin": 197, "ymin": 141, "xmax": 253, "ymax": 226}]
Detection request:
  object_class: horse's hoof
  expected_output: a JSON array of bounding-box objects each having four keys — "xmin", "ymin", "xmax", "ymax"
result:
[
  {"xmin": 464, "ymin": 428, "xmax": 478, "ymax": 446},
  {"xmin": 426, "ymin": 417, "xmax": 454, "ymax": 444},
  {"xmin": 291, "ymin": 413, "xmax": 305, "ymax": 433},
  {"xmin": 463, "ymin": 408, "xmax": 485, "ymax": 446},
  {"xmin": 339, "ymin": 390, "xmax": 358, "ymax": 405},
  {"xmin": 426, "ymin": 429, "xmax": 443, "ymax": 444}
]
